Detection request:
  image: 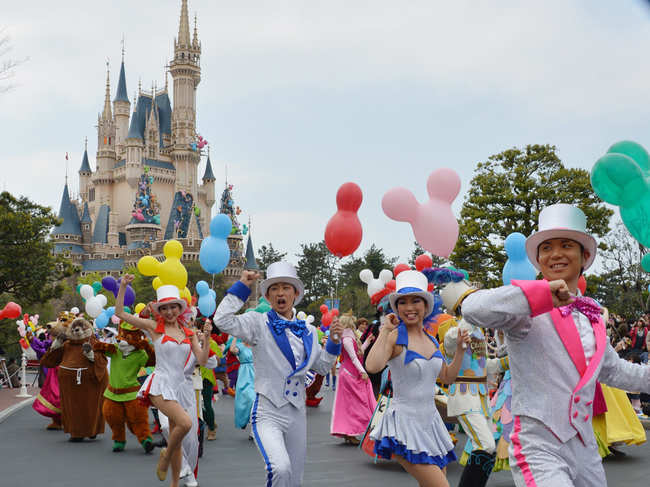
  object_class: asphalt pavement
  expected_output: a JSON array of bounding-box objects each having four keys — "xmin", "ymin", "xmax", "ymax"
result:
[{"xmin": 1, "ymin": 385, "xmax": 649, "ymax": 486}]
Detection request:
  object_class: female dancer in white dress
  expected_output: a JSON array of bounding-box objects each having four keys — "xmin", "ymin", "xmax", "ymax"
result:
[
  {"xmin": 116, "ymin": 276, "xmax": 210, "ymax": 487},
  {"xmin": 367, "ymin": 270, "xmax": 469, "ymax": 487}
]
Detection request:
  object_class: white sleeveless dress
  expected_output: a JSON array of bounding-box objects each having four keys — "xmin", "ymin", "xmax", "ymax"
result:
[{"xmin": 369, "ymin": 324, "xmax": 457, "ymax": 466}]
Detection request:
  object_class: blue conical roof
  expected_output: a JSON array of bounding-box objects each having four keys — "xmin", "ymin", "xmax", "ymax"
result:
[
  {"xmin": 79, "ymin": 148, "xmax": 91, "ymax": 173},
  {"xmin": 80, "ymin": 202, "xmax": 92, "ymax": 223},
  {"xmin": 114, "ymin": 61, "xmax": 129, "ymax": 103},
  {"xmin": 52, "ymin": 183, "xmax": 82, "ymax": 236},
  {"xmin": 202, "ymin": 155, "xmax": 215, "ymax": 181},
  {"xmin": 244, "ymin": 234, "xmax": 259, "ymax": 270}
]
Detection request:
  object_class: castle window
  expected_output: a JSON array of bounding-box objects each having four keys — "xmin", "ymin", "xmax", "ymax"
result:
[{"xmin": 89, "ymin": 188, "xmax": 95, "ymax": 202}]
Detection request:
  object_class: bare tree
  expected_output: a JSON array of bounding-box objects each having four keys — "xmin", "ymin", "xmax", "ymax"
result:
[{"xmin": 0, "ymin": 27, "xmax": 27, "ymax": 94}]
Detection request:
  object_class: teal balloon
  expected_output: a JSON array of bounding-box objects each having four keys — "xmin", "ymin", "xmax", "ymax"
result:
[
  {"xmin": 246, "ymin": 297, "xmax": 271, "ymax": 314},
  {"xmin": 76, "ymin": 284, "xmax": 83, "ymax": 295},
  {"xmin": 92, "ymin": 281, "xmax": 103, "ymax": 295},
  {"xmin": 642, "ymin": 254, "xmax": 650, "ymax": 273},
  {"xmin": 502, "ymin": 232, "xmax": 537, "ymax": 285},
  {"xmin": 591, "ymin": 153, "xmax": 647, "ymax": 207},
  {"xmin": 608, "ymin": 140, "xmax": 650, "ymax": 173}
]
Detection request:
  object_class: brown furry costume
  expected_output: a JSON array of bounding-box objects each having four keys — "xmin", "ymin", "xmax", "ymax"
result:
[
  {"xmin": 41, "ymin": 318, "xmax": 108, "ymax": 440},
  {"xmin": 93, "ymin": 323, "xmax": 156, "ymax": 452}
]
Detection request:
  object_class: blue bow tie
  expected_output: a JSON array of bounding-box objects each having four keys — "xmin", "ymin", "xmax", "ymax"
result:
[{"xmin": 269, "ymin": 311, "xmax": 307, "ymax": 338}]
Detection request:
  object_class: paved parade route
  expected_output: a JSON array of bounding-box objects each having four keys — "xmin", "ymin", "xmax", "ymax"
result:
[{"xmin": 1, "ymin": 385, "xmax": 649, "ymax": 486}]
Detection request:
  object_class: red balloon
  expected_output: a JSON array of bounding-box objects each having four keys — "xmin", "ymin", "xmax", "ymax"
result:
[
  {"xmin": 23, "ymin": 313, "xmax": 29, "ymax": 324},
  {"xmin": 0, "ymin": 302, "xmax": 22, "ymax": 320},
  {"xmin": 394, "ymin": 263, "xmax": 410, "ymax": 276},
  {"xmin": 386, "ymin": 280, "xmax": 396, "ymax": 291},
  {"xmin": 324, "ymin": 182, "xmax": 363, "ymax": 258},
  {"xmin": 331, "ymin": 308, "xmax": 340, "ymax": 317},
  {"xmin": 322, "ymin": 314, "xmax": 333, "ymax": 327},
  {"xmin": 320, "ymin": 304, "xmax": 329, "ymax": 314},
  {"xmin": 578, "ymin": 275, "xmax": 587, "ymax": 295},
  {"xmin": 427, "ymin": 283, "xmax": 434, "ymax": 292},
  {"xmin": 415, "ymin": 254, "xmax": 433, "ymax": 272}
]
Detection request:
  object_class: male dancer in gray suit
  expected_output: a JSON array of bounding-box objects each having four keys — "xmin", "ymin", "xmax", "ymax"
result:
[
  {"xmin": 457, "ymin": 204, "xmax": 650, "ymax": 487},
  {"xmin": 213, "ymin": 261, "xmax": 343, "ymax": 487}
]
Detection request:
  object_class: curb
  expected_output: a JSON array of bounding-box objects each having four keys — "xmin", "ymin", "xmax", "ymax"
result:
[{"xmin": 0, "ymin": 396, "xmax": 35, "ymax": 424}]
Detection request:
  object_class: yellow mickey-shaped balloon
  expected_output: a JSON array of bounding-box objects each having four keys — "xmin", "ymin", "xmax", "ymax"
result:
[
  {"xmin": 137, "ymin": 240, "xmax": 188, "ymax": 290},
  {"xmin": 134, "ymin": 303, "xmax": 146, "ymax": 315},
  {"xmin": 180, "ymin": 287, "xmax": 192, "ymax": 305},
  {"xmin": 152, "ymin": 277, "xmax": 163, "ymax": 290}
]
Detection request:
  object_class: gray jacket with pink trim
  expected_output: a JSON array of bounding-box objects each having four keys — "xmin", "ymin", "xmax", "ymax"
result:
[{"xmin": 461, "ymin": 279, "xmax": 650, "ymax": 444}]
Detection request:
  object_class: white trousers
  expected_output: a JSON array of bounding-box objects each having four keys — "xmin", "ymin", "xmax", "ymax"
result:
[
  {"xmin": 510, "ymin": 415, "xmax": 606, "ymax": 487},
  {"xmin": 251, "ymin": 394, "xmax": 306, "ymax": 487},
  {"xmin": 456, "ymin": 411, "xmax": 496, "ymax": 454}
]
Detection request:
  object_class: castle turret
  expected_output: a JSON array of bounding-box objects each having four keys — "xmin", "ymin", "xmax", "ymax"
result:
[
  {"xmin": 202, "ymin": 150, "xmax": 215, "ymax": 209},
  {"xmin": 113, "ymin": 53, "xmax": 131, "ymax": 159},
  {"xmin": 80, "ymin": 201, "xmax": 92, "ymax": 244},
  {"xmin": 94, "ymin": 63, "xmax": 116, "ymax": 207},
  {"xmin": 125, "ymin": 93, "xmax": 143, "ymax": 187},
  {"xmin": 145, "ymin": 86, "xmax": 160, "ymax": 159},
  {"xmin": 170, "ymin": 0, "xmax": 201, "ymax": 204},
  {"xmin": 78, "ymin": 138, "xmax": 92, "ymax": 202}
]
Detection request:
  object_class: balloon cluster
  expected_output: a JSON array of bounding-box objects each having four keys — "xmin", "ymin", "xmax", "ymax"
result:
[
  {"xmin": 382, "ymin": 168, "xmax": 460, "ymax": 257},
  {"xmin": 359, "ymin": 269, "xmax": 393, "ymax": 297},
  {"xmin": 324, "ymin": 182, "xmax": 363, "ymax": 258},
  {"xmin": 137, "ymin": 240, "xmax": 192, "ymax": 303},
  {"xmin": 79, "ymin": 284, "xmax": 108, "ymax": 318},
  {"xmin": 102, "ymin": 276, "xmax": 135, "ymax": 307},
  {"xmin": 591, "ymin": 141, "xmax": 650, "ymax": 271},
  {"xmin": 296, "ymin": 311, "xmax": 315, "ymax": 326},
  {"xmin": 502, "ymin": 232, "xmax": 537, "ymax": 285},
  {"xmin": 319, "ymin": 304, "xmax": 339, "ymax": 330},
  {"xmin": 0, "ymin": 302, "xmax": 22, "ymax": 320},
  {"xmin": 199, "ymin": 214, "xmax": 231, "ymax": 275},
  {"xmin": 131, "ymin": 171, "xmax": 161, "ymax": 225},
  {"xmin": 196, "ymin": 280, "xmax": 217, "ymax": 317},
  {"xmin": 16, "ymin": 314, "xmax": 38, "ymax": 337},
  {"xmin": 191, "ymin": 134, "xmax": 208, "ymax": 152}
]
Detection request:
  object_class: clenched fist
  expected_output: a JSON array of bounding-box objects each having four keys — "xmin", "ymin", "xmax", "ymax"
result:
[
  {"xmin": 549, "ymin": 280, "xmax": 574, "ymax": 307},
  {"xmin": 240, "ymin": 270, "xmax": 260, "ymax": 287}
]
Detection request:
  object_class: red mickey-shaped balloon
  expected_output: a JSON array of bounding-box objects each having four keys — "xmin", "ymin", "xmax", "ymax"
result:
[
  {"xmin": 415, "ymin": 254, "xmax": 433, "ymax": 271},
  {"xmin": 578, "ymin": 275, "xmax": 587, "ymax": 295},
  {"xmin": 324, "ymin": 182, "xmax": 363, "ymax": 258},
  {"xmin": 0, "ymin": 302, "xmax": 22, "ymax": 320},
  {"xmin": 386, "ymin": 280, "xmax": 396, "ymax": 291},
  {"xmin": 393, "ymin": 263, "xmax": 411, "ymax": 276}
]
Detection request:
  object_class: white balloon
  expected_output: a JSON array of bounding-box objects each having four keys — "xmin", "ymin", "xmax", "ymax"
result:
[
  {"xmin": 85, "ymin": 299, "xmax": 103, "ymax": 318},
  {"xmin": 80, "ymin": 284, "xmax": 94, "ymax": 300},
  {"xmin": 359, "ymin": 269, "xmax": 373, "ymax": 284},
  {"xmin": 97, "ymin": 294, "xmax": 108, "ymax": 307},
  {"xmin": 70, "ymin": 307, "xmax": 79, "ymax": 315},
  {"xmin": 296, "ymin": 311, "xmax": 307, "ymax": 321},
  {"xmin": 360, "ymin": 268, "xmax": 394, "ymax": 297}
]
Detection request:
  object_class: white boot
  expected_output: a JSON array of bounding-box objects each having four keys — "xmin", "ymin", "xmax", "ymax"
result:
[{"xmin": 184, "ymin": 472, "xmax": 198, "ymax": 487}]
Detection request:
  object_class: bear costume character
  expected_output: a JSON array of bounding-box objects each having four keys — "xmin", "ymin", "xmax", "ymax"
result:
[
  {"xmin": 93, "ymin": 322, "xmax": 156, "ymax": 452},
  {"xmin": 41, "ymin": 318, "xmax": 109, "ymax": 441}
]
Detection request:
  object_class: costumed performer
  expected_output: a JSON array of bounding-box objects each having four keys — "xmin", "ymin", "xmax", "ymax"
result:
[
  {"xmin": 32, "ymin": 321, "xmax": 62, "ymax": 430},
  {"xmin": 40, "ymin": 317, "xmax": 109, "ymax": 441},
  {"xmin": 93, "ymin": 321, "xmax": 156, "ymax": 453},
  {"xmin": 115, "ymin": 275, "xmax": 211, "ymax": 487},
  {"xmin": 159, "ymin": 322, "xmax": 219, "ymax": 487},
  {"xmin": 212, "ymin": 261, "xmax": 344, "ymax": 487},
  {"xmin": 330, "ymin": 313, "xmax": 377, "ymax": 445},
  {"xmin": 227, "ymin": 336, "xmax": 256, "ymax": 430},
  {"xmin": 460, "ymin": 203, "xmax": 650, "ymax": 487},
  {"xmin": 366, "ymin": 270, "xmax": 470, "ymax": 487}
]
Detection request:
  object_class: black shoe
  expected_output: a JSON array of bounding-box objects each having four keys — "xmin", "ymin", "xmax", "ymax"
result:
[{"xmin": 69, "ymin": 437, "xmax": 83, "ymax": 443}]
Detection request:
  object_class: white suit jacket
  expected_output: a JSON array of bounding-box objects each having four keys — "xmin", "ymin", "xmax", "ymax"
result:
[
  {"xmin": 213, "ymin": 281, "xmax": 340, "ymax": 410},
  {"xmin": 462, "ymin": 279, "xmax": 650, "ymax": 444}
]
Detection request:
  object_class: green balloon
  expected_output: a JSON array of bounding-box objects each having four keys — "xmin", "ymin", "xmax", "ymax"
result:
[
  {"xmin": 608, "ymin": 140, "xmax": 650, "ymax": 173},
  {"xmin": 642, "ymin": 254, "xmax": 650, "ymax": 273},
  {"xmin": 591, "ymin": 153, "xmax": 647, "ymax": 207},
  {"xmin": 76, "ymin": 284, "xmax": 82, "ymax": 294},
  {"xmin": 92, "ymin": 281, "xmax": 102, "ymax": 295}
]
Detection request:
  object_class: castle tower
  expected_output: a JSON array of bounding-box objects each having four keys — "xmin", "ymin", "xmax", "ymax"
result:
[
  {"xmin": 170, "ymin": 0, "xmax": 201, "ymax": 206},
  {"xmin": 80, "ymin": 201, "xmax": 92, "ymax": 244},
  {"xmin": 52, "ymin": 181, "xmax": 84, "ymax": 262},
  {"xmin": 94, "ymin": 63, "xmax": 116, "ymax": 207},
  {"xmin": 201, "ymin": 149, "xmax": 215, "ymax": 209},
  {"xmin": 125, "ymin": 93, "xmax": 144, "ymax": 188},
  {"xmin": 78, "ymin": 138, "xmax": 92, "ymax": 202},
  {"xmin": 113, "ymin": 51, "xmax": 131, "ymax": 159}
]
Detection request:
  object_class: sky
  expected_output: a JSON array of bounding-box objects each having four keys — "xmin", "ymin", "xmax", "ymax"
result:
[{"xmin": 2, "ymin": 0, "xmax": 650, "ymax": 269}]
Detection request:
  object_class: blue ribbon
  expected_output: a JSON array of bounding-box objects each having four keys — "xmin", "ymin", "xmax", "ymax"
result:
[{"xmin": 268, "ymin": 310, "xmax": 307, "ymax": 338}]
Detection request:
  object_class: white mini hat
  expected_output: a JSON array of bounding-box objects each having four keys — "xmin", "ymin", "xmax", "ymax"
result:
[
  {"xmin": 151, "ymin": 284, "xmax": 188, "ymax": 315},
  {"xmin": 525, "ymin": 204, "xmax": 597, "ymax": 271},
  {"xmin": 260, "ymin": 261, "xmax": 305, "ymax": 306},
  {"xmin": 389, "ymin": 270, "xmax": 435, "ymax": 316}
]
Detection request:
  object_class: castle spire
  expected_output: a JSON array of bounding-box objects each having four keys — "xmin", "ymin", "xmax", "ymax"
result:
[
  {"xmin": 178, "ymin": 0, "xmax": 191, "ymax": 46},
  {"xmin": 79, "ymin": 137, "xmax": 91, "ymax": 173},
  {"xmin": 192, "ymin": 13, "xmax": 199, "ymax": 47},
  {"xmin": 114, "ymin": 48, "xmax": 129, "ymax": 103},
  {"xmin": 102, "ymin": 60, "xmax": 112, "ymax": 120}
]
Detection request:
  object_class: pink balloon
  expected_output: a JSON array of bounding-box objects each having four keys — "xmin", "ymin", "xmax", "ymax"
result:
[
  {"xmin": 382, "ymin": 168, "xmax": 460, "ymax": 257},
  {"xmin": 111, "ymin": 314, "xmax": 121, "ymax": 325}
]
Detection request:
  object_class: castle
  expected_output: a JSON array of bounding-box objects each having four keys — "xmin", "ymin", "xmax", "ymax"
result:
[{"xmin": 51, "ymin": 0, "xmax": 259, "ymax": 287}]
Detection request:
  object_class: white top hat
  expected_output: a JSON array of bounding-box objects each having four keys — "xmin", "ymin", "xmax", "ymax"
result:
[
  {"xmin": 388, "ymin": 270, "xmax": 435, "ymax": 317},
  {"xmin": 151, "ymin": 284, "xmax": 188, "ymax": 315},
  {"xmin": 525, "ymin": 204, "xmax": 597, "ymax": 271},
  {"xmin": 440, "ymin": 280, "xmax": 476, "ymax": 315},
  {"xmin": 260, "ymin": 261, "xmax": 305, "ymax": 306}
]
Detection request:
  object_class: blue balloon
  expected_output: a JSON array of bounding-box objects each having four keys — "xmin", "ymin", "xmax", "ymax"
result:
[
  {"xmin": 95, "ymin": 306, "xmax": 116, "ymax": 329},
  {"xmin": 196, "ymin": 280, "xmax": 217, "ymax": 317},
  {"xmin": 502, "ymin": 232, "xmax": 537, "ymax": 285},
  {"xmin": 199, "ymin": 214, "xmax": 232, "ymax": 274}
]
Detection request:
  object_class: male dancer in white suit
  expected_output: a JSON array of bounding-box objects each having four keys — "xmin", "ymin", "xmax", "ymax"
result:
[
  {"xmin": 213, "ymin": 261, "xmax": 343, "ymax": 487},
  {"xmin": 457, "ymin": 204, "xmax": 650, "ymax": 487}
]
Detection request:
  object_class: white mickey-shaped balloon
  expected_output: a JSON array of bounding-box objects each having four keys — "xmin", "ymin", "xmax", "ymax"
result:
[
  {"xmin": 85, "ymin": 293, "xmax": 108, "ymax": 318},
  {"xmin": 359, "ymin": 268, "xmax": 393, "ymax": 297},
  {"xmin": 297, "ymin": 311, "xmax": 316, "ymax": 327},
  {"xmin": 79, "ymin": 284, "xmax": 94, "ymax": 301}
]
